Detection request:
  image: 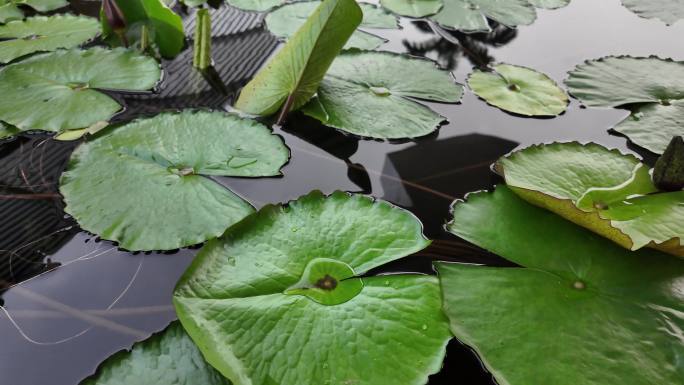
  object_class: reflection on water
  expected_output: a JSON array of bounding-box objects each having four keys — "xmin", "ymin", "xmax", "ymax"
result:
[
  {"xmin": 0, "ymin": 136, "xmax": 78, "ymax": 299},
  {"xmin": 404, "ymin": 21, "xmax": 517, "ymax": 70},
  {"xmin": 3, "ymin": 0, "xmax": 684, "ymax": 384}
]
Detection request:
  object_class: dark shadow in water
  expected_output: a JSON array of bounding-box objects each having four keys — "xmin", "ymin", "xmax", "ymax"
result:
[
  {"xmin": 0, "ymin": 136, "xmax": 79, "ymax": 299},
  {"xmin": 282, "ymin": 114, "xmax": 372, "ymax": 194},
  {"xmin": 404, "ymin": 21, "xmax": 517, "ymax": 71},
  {"xmin": 376, "ymin": 133, "xmax": 521, "ymax": 274}
]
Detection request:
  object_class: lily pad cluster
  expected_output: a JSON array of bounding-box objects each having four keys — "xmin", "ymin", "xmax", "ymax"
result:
[
  {"xmin": 0, "ymin": 47, "xmax": 160, "ymax": 135},
  {"xmin": 265, "ymin": 1, "xmax": 399, "ymax": 50},
  {"xmin": 0, "ymin": 14, "xmax": 100, "ymax": 63},
  {"xmin": 60, "ymin": 110, "xmax": 289, "ymax": 251},
  {"xmin": 468, "ymin": 63, "xmax": 568, "ymax": 116},
  {"xmin": 439, "ymin": 185, "xmax": 684, "ymax": 385},
  {"xmin": 495, "ymin": 142, "xmax": 684, "ymax": 256},
  {"xmin": 566, "ymin": 56, "xmax": 684, "ymax": 154},
  {"xmin": 0, "ymin": 0, "xmax": 67, "ymax": 24}
]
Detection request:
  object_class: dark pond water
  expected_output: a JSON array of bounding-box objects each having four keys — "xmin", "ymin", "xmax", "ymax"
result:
[{"xmin": 2, "ymin": 1, "xmax": 683, "ymax": 384}]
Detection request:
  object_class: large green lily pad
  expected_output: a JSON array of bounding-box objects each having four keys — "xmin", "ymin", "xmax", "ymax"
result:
[
  {"xmin": 60, "ymin": 110, "xmax": 289, "ymax": 251},
  {"xmin": 621, "ymin": 0, "xmax": 684, "ymax": 25},
  {"xmin": 235, "ymin": 0, "xmax": 361, "ymax": 116},
  {"xmin": 0, "ymin": 15, "xmax": 100, "ymax": 64},
  {"xmin": 81, "ymin": 321, "xmax": 231, "ymax": 385},
  {"xmin": 468, "ymin": 63, "xmax": 568, "ymax": 116},
  {"xmin": 302, "ymin": 50, "xmax": 463, "ymax": 139},
  {"xmin": 566, "ymin": 56, "xmax": 684, "ymax": 154},
  {"xmin": 495, "ymin": 142, "xmax": 684, "ymax": 256},
  {"xmin": 381, "ymin": 0, "xmax": 536, "ymax": 33},
  {"xmin": 437, "ymin": 185, "xmax": 684, "ymax": 385},
  {"xmin": 102, "ymin": 0, "xmax": 184, "ymax": 58},
  {"xmin": 0, "ymin": 0, "xmax": 67, "ymax": 23},
  {"xmin": 0, "ymin": 47, "xmax": 160, "ymax": 134},
  {"xmin": 174, "ymin": 191, "xmax": 452, "ymax": 385},
  {"xmin": 266, "ymin": 1, "xmax": 398, "ymax": 50}
]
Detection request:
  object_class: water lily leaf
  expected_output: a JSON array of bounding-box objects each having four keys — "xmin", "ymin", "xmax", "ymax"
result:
[
  {"xmin": 379, "ymin": 0, "xmax": 442, "ymax": 17},
  {"xmin": 302, "ymin": 50, "xmax": 463, "ymax": 139},
  {"xmin": 81, "ymin": 321, "xmax": 231, "ymax": 385},
  {"xmin": 266, "ymin": 1, "xmax": 398, "ymax": 50},
  {"xmin": 0, "ymin": 121, "xmax": 19, "ymax": 139},
  {"xmin": 388, "ymin": 0, "xmax": 535, "ymax": 33},
  {"xmin": 621, "ymin": 0, "xmax": 684, "ymax": 25},
  {"xmin": 0, "ymin": 47, "xmax": 160, "ymax": 134},
  {"xmin": 437, "ymin": 185, "xmax": 684, "ymax": 385},
  {"xmin": 527, "ymin": 0, "xmax": 570, "ymax": 9},
  {"xmin": 235, "ymin": 0, "xmax": 362, "ymax": 116},
  {"xmin": 174, "ymin": 191, "xmax": 452, "ymax": 385},
  {"xmin": 226, "ymin": 0, "xmax": 283, "ymax": 12},
  {"xmin": 60, "ymin": 110, "xmax": 289, "ymax": 251},
  {"xmin": 102, "ymin": 0, "xmax": 185, "ymax": 58},
  {"xmin": 468, "ymin": 63, "xmax": 568, "ymax": 116},
  {"xmin": 0, "ymin": 0, "xmax": 67, "ymax": 23},
  {"xmin": 496, "ymin": 142, "xmax": 684, "ymax": 256},
  {"xmin": 566, "ymin": 56, "xmax": 684, "ymax": 154},
  {"xmin": 0, "ymin": 15, "xmax": 100, "ymax": 64}
]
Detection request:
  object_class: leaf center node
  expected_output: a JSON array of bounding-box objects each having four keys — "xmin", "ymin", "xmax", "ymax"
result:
[
  {"xmin": 315, "ymin": 274, "xmax": 338, "ymax": 290},
  {"xmin": 572, "ymin": 280, "xmax": 586, "ymax": 290},
  {"xmin": 508, "ymin": 83, "xmax": 521, "ymax": 92},
  {"xmin": 369, "ymin": 86, "xmax": 391, "ymax": 96},
  {"xmin": 67, "ymin": 82, "xmax": 90, "ymax": 91}
]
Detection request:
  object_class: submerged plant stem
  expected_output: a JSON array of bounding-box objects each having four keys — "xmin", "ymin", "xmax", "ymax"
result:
[{"xmin": 193, "ymin": 9, "xmax": 212, "ymax": 70}]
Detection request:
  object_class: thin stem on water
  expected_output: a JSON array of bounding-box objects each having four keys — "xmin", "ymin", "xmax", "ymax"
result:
[
  {"xmin": 193, "ymin": 9, "xmax": 212, "ymax": 70},
  {"xmin": 276, "ymin": 92, "xmax": 297, "ymax": 126}
]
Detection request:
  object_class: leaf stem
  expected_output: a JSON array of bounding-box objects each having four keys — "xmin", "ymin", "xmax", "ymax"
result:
[
  {"xmin": 276, "ymin": 93, "xmax": 297, "ymax": 126},
  {"xmin": 140, "ymin": 24, "xmax": 149, "ymax": 52},
  {"xmin": 193, "ymin": 9, "xmax": 212, "ymax": 70}
]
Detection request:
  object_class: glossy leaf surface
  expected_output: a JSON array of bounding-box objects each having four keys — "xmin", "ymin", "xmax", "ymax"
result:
[
  {"xmin": 438, "ymin": 185, "xmax": 684, "ymax": 385},
  {"xmin": 303, "ymin": 50, "xmax": 463, "ymax": 139},
  {"xmin": 468, "ymin": 63, "xmax": 568, "ymax": 116},
  {"xmin": 566, "ymin": 56, "xmax": 684, "ymax": 154},
  {"xmin": 0, "ymin": 47, "xmax": 160, "ymax": 133},
  {"xmin": 0, "ymin": 15, "xmax": 99, "ymax": 64},
  {"xmin": 60, "ymin": 110, "xmax": 289, "ymax": 251},
  {"xmin": 174, "ymin": 191, "xmax": 451, "ymax": 385},
  {"xmin": 496, "ymin": 142, "xmax": 684, "ymax": 256},
  {"xmin": 0, "ymin": 0, "xmax": 67, "ymax": 23},
  {"xmin": 81, "ymin": 321, "xmax": 231, "ymax": 385}
]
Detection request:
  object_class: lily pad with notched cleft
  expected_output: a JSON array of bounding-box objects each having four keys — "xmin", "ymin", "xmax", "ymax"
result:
[
  {"xmin": 437, "ymin": 185, "xmax": 684, "ymax": 385},
  {"xmin": 174, "ymin": 191, "xmax": 452, "ymax": 385},
  {"xmin": 0, "ymin": 0, "xmax": 67, "ymax": 23},
  {"xmin": 80, "ymin": 321, "xmax": 231, "ymax": 385},
  {"xmin": 302, "ymin": 50, "xmax": 463, "ymax": 139},
  {"xmin": 235, "ymin": 0, "xmax": 362, "ymax": 116},
  {"xmin": 621, "ymin": 0, "xmax": 684, "ymax": 25},
  {"xmin": 468, "ymin": 64, "xmax": 568, "ymax": 116},
  {"xmin": 495, "ymin": 142, "xmax": 684, "ymax": 256},
  {"xmin": 0, "ymin": 47, "xmax": 160, "ymax": 134},
  {"xmin": 60, "ymin": 110, "xmax": 289, "ymax": 251},
  {"xmin": 266, "ymin": 1, "xmax": 399, "ymax": 50},
  {"xmin": 0, "ymin": 15, "xmax": 100, "ymax": 64},
  {"xmin": 566, "ymin": 56, "xmax": 684, "ymax": 154},
  {"xmin": 381, "ymin": 0, "xmax": 536, "ymax": 33}
]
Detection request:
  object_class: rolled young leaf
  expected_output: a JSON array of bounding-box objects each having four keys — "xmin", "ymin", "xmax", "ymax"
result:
[{"xmin": 234, "ymin": 0, "xmax": 362, "ymax": 117}]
